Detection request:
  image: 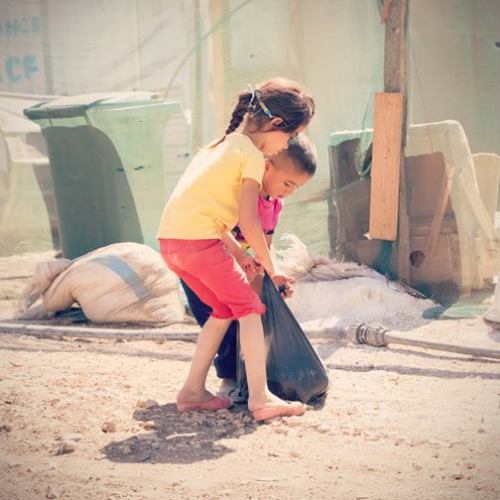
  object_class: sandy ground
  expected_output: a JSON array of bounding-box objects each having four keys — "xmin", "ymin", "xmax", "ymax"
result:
[{"xmin": 1, "ymin": 252, "xmax": 500, "ymax": 500}]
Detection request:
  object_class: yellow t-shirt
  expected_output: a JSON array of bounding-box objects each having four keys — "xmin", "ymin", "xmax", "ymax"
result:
[{"xmin": 156, "ymin": 133, "xmax": 265, "ymax": 240}]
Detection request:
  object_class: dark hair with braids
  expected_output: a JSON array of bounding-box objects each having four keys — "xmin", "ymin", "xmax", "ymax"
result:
[
  {"xmin": 273, "ymin": 134, "xmax": 317, "ymax": 176},
  {"xmin": 212, "ymin": 77, "xmax": 315, "ymax": 147},
  {"xmin": 224, "ymin": 89, "xmax": 253, "ymax": 136}
]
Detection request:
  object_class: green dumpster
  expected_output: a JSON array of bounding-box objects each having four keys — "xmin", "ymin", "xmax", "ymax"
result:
[{"xmin": 24, "ymin": 92, "xmax": 181, "ymax": 259}]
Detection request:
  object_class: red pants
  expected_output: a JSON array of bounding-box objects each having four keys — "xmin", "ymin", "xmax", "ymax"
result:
[{"xmin": 159, "ymin": 238, "xmax": 265, "ymax": 319}]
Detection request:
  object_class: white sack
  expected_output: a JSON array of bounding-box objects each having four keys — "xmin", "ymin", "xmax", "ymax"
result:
[
  {"xmin": 17, "ymin": 242, "xmax": 184, "ymax": 324},
  {"xmin": 16, "ymin": 259, "xmax": 72, "ymax": 318}
]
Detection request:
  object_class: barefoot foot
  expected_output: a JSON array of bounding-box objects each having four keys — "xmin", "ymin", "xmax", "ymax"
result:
[
  {"xmin": 176, "ymin": 389, "xmax": 233, "ymax": 413},
  {"xmin": 252, "ymin": 401, "xmax": 305, "ymax": 422},
  {"xmin": 177, "ymin": 395, "xmax": 233, "ymax": 413}
]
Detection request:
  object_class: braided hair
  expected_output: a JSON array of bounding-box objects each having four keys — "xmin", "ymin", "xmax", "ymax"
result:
[
  {"xmin": 224, "ymin": 89, "xmax": 253, "ymax": 136},
  {"xmin": 212, "ymin": 77, "xmax": 315, "ymax": 147}
]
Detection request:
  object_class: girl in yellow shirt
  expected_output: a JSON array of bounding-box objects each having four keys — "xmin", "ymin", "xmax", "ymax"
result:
[{"xmin": 157, "ymin": 78, "xmax": 316, "ymax": 421}]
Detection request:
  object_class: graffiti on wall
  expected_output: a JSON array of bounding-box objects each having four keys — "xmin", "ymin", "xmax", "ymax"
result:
[{"xmin": 0, "ymin": 16, "xmax": 43, "ymax": 90}]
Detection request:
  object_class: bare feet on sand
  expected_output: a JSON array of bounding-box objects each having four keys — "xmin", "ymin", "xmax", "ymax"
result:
[
  {"xmin": 176, "ymin": 388, "xmax": 233, "ymax": 413},
  {"xmin": 250, "ymin": 392, "xmax": 306, "ymax": 422}
]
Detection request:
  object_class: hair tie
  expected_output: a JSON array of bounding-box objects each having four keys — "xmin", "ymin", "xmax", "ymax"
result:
[{"xmin": 248, "ymin": 84, "xmax": 256, "ymax": 105}]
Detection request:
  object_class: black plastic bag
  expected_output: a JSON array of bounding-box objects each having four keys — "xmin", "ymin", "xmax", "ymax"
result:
[{"xmin": 235, "ymin": 273, "xmax": 329, "ymax": 404}]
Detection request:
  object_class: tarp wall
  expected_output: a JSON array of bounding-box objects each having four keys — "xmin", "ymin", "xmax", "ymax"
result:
[{"xmin": 0, "ymin": 0, "xmax": 498, "ymax": 260}]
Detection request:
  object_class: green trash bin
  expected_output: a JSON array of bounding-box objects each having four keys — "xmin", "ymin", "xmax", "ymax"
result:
[{"xmin": 24, "ymin": 92, "xmax": 181, "ymax": 259}]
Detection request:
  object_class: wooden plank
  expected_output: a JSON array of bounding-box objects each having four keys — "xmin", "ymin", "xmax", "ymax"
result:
[
  {"xmin": 397, "ymin": 159, "xmax": 410, "ymax": 281},
  {"xmin": 424, "ymin": 173, "xmax": 452, "ymax": 259},
  {"xmin": 369, "ymin": 92, "xmax": 403, "ymax": 241},
  {"xmin": 410, "ymin": 235, "xmax": 454, "ymax": 282},
  {"xmin": 448, "ymin": 233, "xmax": 462, "ymax": 281}
]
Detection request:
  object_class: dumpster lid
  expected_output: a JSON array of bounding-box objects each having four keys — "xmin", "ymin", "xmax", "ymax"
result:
[{"xmin": 23, "ymin": 91, "xmax": 170, "ymax": 120}]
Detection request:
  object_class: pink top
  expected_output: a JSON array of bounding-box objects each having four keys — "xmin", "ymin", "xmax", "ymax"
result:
[{"xmin": 233, "ymin": 193, "xmax": 283, "ymax": 243}]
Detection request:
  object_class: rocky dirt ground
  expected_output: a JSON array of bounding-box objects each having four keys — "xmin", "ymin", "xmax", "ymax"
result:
[{"xmin": 0, "ymin": 252, "xmax": 499, "ymax": 500}]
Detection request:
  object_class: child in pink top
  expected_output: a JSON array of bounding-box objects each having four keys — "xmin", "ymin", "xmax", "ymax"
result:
[
  {"xmin": 233, "ymin": 193, "xmax": 283, "ymax": 249},
  {"xmin": 181, "ymin": 142, "xmax": 315, "ymax": 396}
]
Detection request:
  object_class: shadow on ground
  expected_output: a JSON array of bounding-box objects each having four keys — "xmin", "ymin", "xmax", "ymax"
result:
[{"xmin": 102, "ymin": 403, "xmax": 259, "ymax": 464}]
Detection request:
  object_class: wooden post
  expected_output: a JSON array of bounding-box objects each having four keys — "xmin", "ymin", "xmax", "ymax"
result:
[
  {"xmin": 208, "ymin": 0, "xmax": 232, "ymax": 136},
  {"xmin": 383, "ymin": 0, "xmax": 409, "ymax": 282},
  {"xmin": 192, "ymin": 0, "xmax": 203, "ymax": 150}
]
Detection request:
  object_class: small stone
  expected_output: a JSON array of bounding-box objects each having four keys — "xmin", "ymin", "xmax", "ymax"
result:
[
  {"xmin": 0, "ymin": 424, "xmax": 11, "ymax": 433},
  {"xmin": 273, "ymin": 426, "xmax": 288, "ymax": 435},
  {"xmin": 315, "ymin": 425, "xmax": 329, "ymax": 434},
  {"xmin": 101, "ymin": 421, "xmax": 116, "ymax": 433},
  {"xmin": 136, "ymin": 400, "xmax": 146, "ymax": 408},
  {"xmin": 46, "ymin": 486, "xmax": 57, "ymax": 499},
  {"xmin": 54, "ymin": 441, "xmax": 75, "ymax": 455},
  {"xmin": 284, "ymin": 417, "xmax": 302, "ymax": 428},
  {"xmin": 464, "ymin": 463, "xmax": 476, "ymax": 469},
  {"xmin": 62, "ymin": 433, "xmax": 82, "ymax": 442},
  {"xmin": 119, "ymin": 444, "xmax": 132, "ymax": 455},
  {"xmin": 452, "ymin": 473, "xmax": 464, "ymax": 480},
  {"xmin": 142, "ymin": 421, "xmax": 156, "ymax": 430},
  {"xmin": 144, "ymin": 400, "xmax": 158, "ymax": 409},
  {"xmin": 477, "ymin": 428, "xmax": 486, "ymax": 434},
  {"xmin": 191, "ymin": 414, "xmax": 205, "ymax": 424}
]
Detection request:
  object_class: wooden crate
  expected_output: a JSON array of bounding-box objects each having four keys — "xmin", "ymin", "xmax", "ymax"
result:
[{"xmin": 329, "ymin": 140, "xmax": 463, "ymax": 298}]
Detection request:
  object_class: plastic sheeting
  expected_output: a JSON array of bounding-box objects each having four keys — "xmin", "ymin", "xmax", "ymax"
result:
[{"xmin": 0, "ymin": 1, "xmax": 498, "ymax": 304}]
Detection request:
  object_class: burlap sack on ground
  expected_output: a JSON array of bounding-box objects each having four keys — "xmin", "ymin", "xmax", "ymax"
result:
[{"xmin": 17, "ymin": 242, "xmax": 184, "ymax": 324}]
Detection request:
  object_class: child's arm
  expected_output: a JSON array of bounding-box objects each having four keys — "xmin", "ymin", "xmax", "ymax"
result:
[
  {"xmin": 220, "ymin": 230, "xmax": 247, "ymax": 263},
  {"xmin": 239, "ymin": 179, "xmax": 276, "ymax": 276},
  {"xmin": 220, "ymin": 231, "xmax": 259, "ymax": 278}
]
